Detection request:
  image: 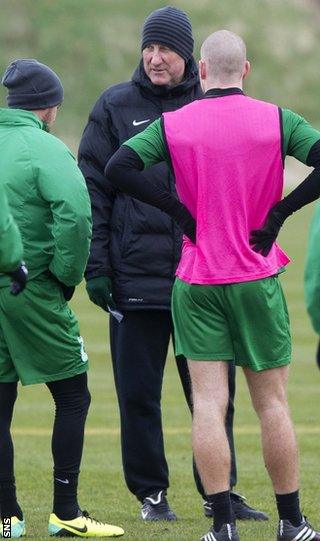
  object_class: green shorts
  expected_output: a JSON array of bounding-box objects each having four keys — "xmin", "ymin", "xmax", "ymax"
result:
[
  {"xmin": 0, "ymin": 274, "xmax": 88, "ymax": 385},
  {"xmin": 172, "ymin": 276, "xmax": 291, "ymax": 371}
]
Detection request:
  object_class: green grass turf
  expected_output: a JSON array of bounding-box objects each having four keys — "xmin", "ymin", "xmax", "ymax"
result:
[{"xmin": 11, "ymin": 201, "xmax": 320, "ymax": 540}]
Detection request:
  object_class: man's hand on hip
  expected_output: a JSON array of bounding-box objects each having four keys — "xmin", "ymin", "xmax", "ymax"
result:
[
  {"xmin": 86, "ymin": 276, "xmax": 115, "ymax": 312},
  {"xmin": 249, "ymin": 203, "xmax": 286, "ymax": 257}
]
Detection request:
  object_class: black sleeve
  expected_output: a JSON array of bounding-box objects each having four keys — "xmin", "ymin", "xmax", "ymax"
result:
[
  {"xmin": 279, "ymin": 139, "xmax": 320, "ymax": 217},
  {"xmin": 78, "ymin": 94, "xmax": 118, "ymax": 280},
  {"xmin": 105, "ymin": 146, "xmax": 196, "ymax": 242},
  {"xmin": 306, "ymin": 139, "xmax": 320, "ymax": 167}
]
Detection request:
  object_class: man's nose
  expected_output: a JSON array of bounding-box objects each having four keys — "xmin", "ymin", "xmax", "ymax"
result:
[{"xmin": 150, "ymin": 51, "xmax": 163, "ymax": 65}]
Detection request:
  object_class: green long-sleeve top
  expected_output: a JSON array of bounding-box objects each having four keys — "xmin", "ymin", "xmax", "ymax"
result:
[
  {"xmin": 0, "ymin": 109, "xmax": 92, "ymax": 287},
  {"xmin": 0, "ymin": 181, "xmax": 23, "ymax": 272}
]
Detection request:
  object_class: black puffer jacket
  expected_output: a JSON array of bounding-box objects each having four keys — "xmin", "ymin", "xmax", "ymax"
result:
[{"xmin": 78, "ymin": 59, "xmax": 202, "ymax": 310}]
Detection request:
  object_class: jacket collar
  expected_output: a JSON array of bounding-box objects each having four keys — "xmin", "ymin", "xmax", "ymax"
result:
[
  {"xmin": 204, "ymin": 87, "xmax": 244, "ymax": 98},
  {"xmin": 0, "ymin": 108, "xmax": 45, "ymax": 129},
  {"xmin": 132, "ymin": 57, "xmax": 200, "ymax": 99}
]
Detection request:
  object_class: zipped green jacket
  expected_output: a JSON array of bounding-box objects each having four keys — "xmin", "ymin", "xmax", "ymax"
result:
[
  {"xmin": 305, "ymin": 203, "xmax": 320, "ymax": 333},
  {"xmin": 0, "ymin": 108, "xmax": 92, "ymax": 287},
  {"xmin": 0, "ymin": 181, "xmax": 23, "ymax": 272}
]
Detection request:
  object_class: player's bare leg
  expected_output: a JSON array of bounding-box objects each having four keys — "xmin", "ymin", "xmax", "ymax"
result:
[
  {"xmin": 244, "ymin": 366, "xmax": 298, "ymax": 494},
  {"xmin": 188, "ymin": 360, "xmax": 230, "ymax": 494},
  {"xmin": 188, "ymin": 360, "xmax": 239, "ymax": 540}
]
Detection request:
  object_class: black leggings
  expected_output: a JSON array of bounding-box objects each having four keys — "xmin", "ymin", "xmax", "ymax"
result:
[
  {"xmin": 46, "ymin": 373, "xmax": 91, "ymax": 477},
  {"xmin": 0, "ymin": 373, "xmax": 91, "ymax": 480},
  {"xmin": 0, "ymin": 383, "xmax": 17, "ymax": 479}
]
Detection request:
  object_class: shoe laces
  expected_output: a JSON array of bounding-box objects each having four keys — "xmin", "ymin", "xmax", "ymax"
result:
[
  {"xmin": 280, "ymin": 516, "xmax": 316, "ymax": 533},
  {"xmin": 153, "ymin": 500, "xmax": 169, "ymax": 513},
  {"xmin": 81, "ymin": 510, "xmax": 104, "ymax": 526}
]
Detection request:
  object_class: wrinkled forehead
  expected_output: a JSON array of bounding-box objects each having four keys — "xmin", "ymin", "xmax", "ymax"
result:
[{"xmin": 143, "ymin": 42, "xmax": 177, "ymax": 52}]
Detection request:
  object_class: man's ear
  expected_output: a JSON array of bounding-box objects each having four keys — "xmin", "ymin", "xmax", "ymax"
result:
[
  {"xmin": 199, "ymin": 59, "xmax": 207, "ymax": 80},
  {"xmin": 243, "ymin": 60, "xmax": 251, "ymax": 80}
]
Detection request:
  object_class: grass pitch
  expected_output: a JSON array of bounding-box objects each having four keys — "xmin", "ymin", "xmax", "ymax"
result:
[
  {"xmin": 0, "ymin": 1, "xmax": 319, "ymax": 538},
  {"xmin": 12, "ymin": 202, "xmax": 320, "ymax": 540}
]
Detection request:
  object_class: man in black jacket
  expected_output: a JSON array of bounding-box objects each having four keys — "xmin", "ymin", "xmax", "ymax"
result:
[{"xmin": 78, "ymin": 6, "xmax": 266, "ymax": 523}]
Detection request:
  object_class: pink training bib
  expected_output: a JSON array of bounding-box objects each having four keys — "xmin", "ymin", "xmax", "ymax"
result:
[{"xmin": 163, "ymin": 94, "xmax": 290, "ymax": 284}]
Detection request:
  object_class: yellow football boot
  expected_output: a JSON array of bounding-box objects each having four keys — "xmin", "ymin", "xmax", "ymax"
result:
[{"xmin": 48, "ymin": 510, "xmax": 124, "ymax": 537}]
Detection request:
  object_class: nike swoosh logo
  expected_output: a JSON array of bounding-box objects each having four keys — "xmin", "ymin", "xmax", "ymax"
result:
[
  {"xmin": 55, "ymin": 478, "xmax": 69, "ymax": 484},
  {"xmin": 59, "ymin": 523, "xmax": 88, "ymax": 534},
  {"xmin": 133, "ymin": 119, "xmax": 150, "ymax": 126},
  {"xmin": 145, "ymin": 490, "xmax": 163, "ymax": 505}
]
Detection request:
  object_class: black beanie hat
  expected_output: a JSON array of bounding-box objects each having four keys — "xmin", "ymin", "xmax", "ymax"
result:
[
  {"xmin": 1, "ymin": 59, "xmax": 64, "ymax": 110},
  {"xmin": 141, "ymin": 6, "xmax": 194, "ymax": 62}
]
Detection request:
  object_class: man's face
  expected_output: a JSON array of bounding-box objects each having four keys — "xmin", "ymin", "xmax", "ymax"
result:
[
  {"xmin": 142, "ymin": 44, "xmax": 185, "ymax": 87},
  {"xmin": 42, "ymin": 105, "xmax": 59, "ymax": 131}
]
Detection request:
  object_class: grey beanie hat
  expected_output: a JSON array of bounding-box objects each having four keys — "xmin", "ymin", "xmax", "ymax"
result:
[
  {"xmin": 141, "ymin": 6, "xmax": 194, "ymax": 62},
  {"xmin": 1, "ymin": 59, "xmax": 64, "ymax": 110}
]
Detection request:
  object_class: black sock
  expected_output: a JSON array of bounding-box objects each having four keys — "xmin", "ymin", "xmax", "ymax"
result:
[
  {"xmin": 276, "ymin": 491, "xmax": 302, "ymax": 527},
  {"xmin": 0, "ymin": 477, "xmax": 23, "ymax": 521},
  {"xmin": 53, "ymin": 473, "xmax": 79, "ymax": 520},
  {"xmin": 207, "ymin": 490, "xmax": 233, "ymax": 532}
]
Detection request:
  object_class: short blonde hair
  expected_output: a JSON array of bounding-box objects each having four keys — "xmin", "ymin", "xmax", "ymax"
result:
[{"xmin": 201, "ymin": 30, "xmax": 246, "ymax": 81}]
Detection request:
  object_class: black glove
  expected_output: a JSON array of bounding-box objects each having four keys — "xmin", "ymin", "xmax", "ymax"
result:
[
  {"xmin": 9, "ymin": 262, "xmax": 28, "ymax": 295},
  {"xmin": 250, "ymin": 203, "xmax": 287, "ymax": 257},
  {"xmin": 44, "ymin": 270, "xmax": 75, "ymax": 301}
]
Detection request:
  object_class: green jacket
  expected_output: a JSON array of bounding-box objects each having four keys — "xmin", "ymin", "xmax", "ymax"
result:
[
  {"xmin": 0, "ymin": 108, "xmax": 92, "ymax": 286},
  {"xmin": 0, "ymin": 181, "xmax": 23, "ymax": 272},
  {"xmin": 305, "ymin": 202, "xmax": 320, "ymax": 333}
]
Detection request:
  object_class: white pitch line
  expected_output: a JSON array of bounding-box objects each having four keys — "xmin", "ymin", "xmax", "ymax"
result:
[{"xmin": 11, "ymin": 425, "xmax": 320, "ymax": 436}]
